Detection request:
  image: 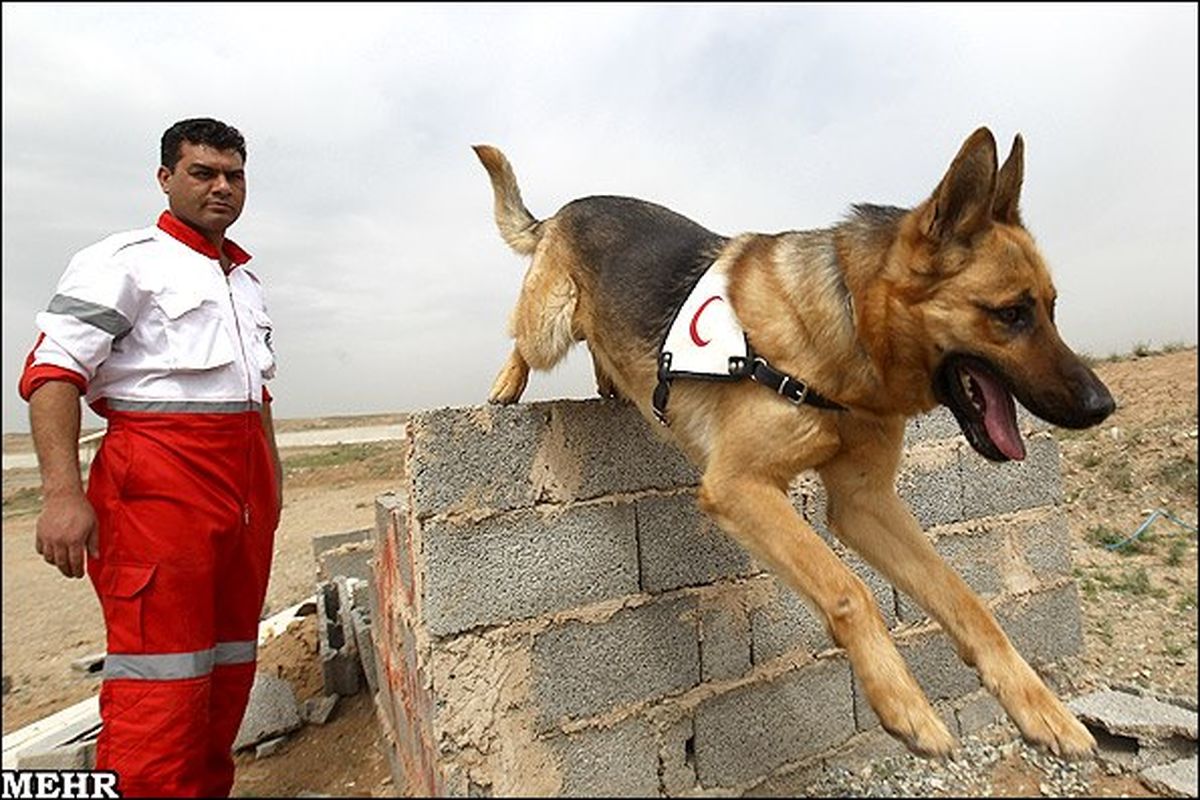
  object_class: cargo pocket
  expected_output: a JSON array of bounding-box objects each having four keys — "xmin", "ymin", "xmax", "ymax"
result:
[
  {"xmin": 98, "ymin": 562, "xmax": 157, "ymax": 653},
  {"xmin": 153, "ymin": 287, "xmax": 237, "ymax": 371}
]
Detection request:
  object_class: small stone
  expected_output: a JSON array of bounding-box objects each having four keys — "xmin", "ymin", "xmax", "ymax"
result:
[{"xmin": 255, "ymin": 735, "xmax": 289, "ymax": 759}]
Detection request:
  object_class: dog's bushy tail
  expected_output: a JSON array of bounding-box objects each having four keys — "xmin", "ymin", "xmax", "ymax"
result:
[{"xmin": 472, "ymin": 145, "xmax": 542, "ymax": 256}]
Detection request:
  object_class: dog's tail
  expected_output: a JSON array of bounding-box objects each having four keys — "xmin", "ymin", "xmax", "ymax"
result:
[{"xmin": 472, "ymin": 145, "xmax": 542, "ymax": 256}]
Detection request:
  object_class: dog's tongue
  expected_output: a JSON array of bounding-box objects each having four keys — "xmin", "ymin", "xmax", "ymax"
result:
[{"xmin": 966, "ymin": 364, "xmax": 1026, "ymax": 461}]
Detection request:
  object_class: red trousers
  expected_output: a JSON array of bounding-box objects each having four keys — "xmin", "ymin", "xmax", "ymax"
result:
[{"xmin": 85, "ymin": 410, "xmax": 278, "ymax": 798}]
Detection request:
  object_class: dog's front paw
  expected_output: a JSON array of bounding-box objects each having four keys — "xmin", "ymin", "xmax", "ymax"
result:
[
  {"xmin": 878, "ymin": 700, "xmax": 958, "ymax": 759},
  {"xmin": 1005, "ymin": 684, "xmax": 1097, "ymax": 760}
]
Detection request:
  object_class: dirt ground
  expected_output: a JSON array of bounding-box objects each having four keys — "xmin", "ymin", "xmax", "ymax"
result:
[{"xmin": 2, "ymin": 347, "xmax": 1196, "ymax": 797}]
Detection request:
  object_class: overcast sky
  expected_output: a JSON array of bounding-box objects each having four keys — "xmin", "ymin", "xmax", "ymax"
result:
[{"xmin": 3, "ymin": 3, "xmax": 1196, "ymax": 433}]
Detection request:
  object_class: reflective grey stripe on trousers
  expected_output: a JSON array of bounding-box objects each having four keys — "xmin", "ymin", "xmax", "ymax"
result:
[
  {"xmin": 104, "ymin": 640, "xmax": 257, "ymax": 680},
  {"xmin": 105, "ymin": 399, "xmax": 263, "ymax": 414},
  {"xmin": 48, "ymin": 294, "xmax": 133, "ymax": 338}
]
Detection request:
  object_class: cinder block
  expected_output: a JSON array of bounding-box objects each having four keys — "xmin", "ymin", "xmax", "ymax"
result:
[
  {"xmin": 693, "ymin": 658, "xmax": 856, "ymax": 788},
  {"xmin": 657, "ymin": 717, "xmax": 699, "ymax": 796},
  {"xmin": 995, "ymin": 581, "xmax": 1085, "ymax": 665},
  {"xmin": 408, "ymin": 403, "xmax": 550, "ymax": 517},
  {"xmin": 531, "ymin": 596, "xmax": 700, "ymax": 729},
  {"xmin": 1017, "ymin": 509, "xmax": 1073, "ymax": 579},
  {"xmin": 15, "ymin": 740, "xmax": 95, "ymax": 770},
  {"xmin": 422, "ymin": 502, "xmax": 640, "ymax": 636},
  {"xmin": 700, "ymin": 601, "xmax": 752, "ymax": 682},
  {"xmin": 312, "ymin": 527, "xmax": 372, "ymax": 565},
  {"xmin": 896, "ymin": 443, "xmax": 965, "ymax": 528},
  {"xmin": 635, "ymin": 492, "xmax": 757, "ymax": 594},
  {"xmin": 955, "ymin": 688, "xmax": 1006, "ymax": 735},
  {"xmin": 316, "ymin": 541, "xmax": 374, "ymax": 585},
  {"xmin": 961, "ymin": 434, "xmax": 1062, "ymax": 518},
  {"xmin": 549, "ymin": 400, "xmax": 701, "ymax": 500},
  {"xmin": 903, "ymin": 407, "xmax": 963, "ymax": 446},
  {"xmin": 554, "ymin": 717, "xmax": 660, "ymax": 797},
  {"xmin": 750, "ymin": 578, "xmax": 830, "ymax": 662},
  {"xmin": 234, "ymin": 672, "xmax": 302, "ymax": 751}
]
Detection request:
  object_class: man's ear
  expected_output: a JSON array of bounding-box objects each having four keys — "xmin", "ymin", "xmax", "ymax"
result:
[
  {"xmin": 993, "ymin": 133, "xmax": 1024, "ymax": 226},
  {"xmin": 157, "ymin": 165, "xmax": 172, "ymax": 193},
  {"xmin": 921, "ymin": 127, "xmax": 998, "ymax": 243}
]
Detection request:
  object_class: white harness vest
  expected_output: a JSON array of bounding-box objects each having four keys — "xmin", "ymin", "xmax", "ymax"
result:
[
  {"xmin": 659, "ymin": 265, "xmax": 750, "ymax": 380},
  {"xmin": 652, "ymin": 261, "xmax": 846, "ymax": 425}
]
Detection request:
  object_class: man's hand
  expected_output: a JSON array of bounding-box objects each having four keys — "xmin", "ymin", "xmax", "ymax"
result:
[{"xmin": 35, "ymin": 489, "xmax": 98, "ymax": 578}]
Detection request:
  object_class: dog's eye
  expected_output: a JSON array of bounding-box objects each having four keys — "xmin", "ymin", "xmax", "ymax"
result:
[{"xmin": 992, "ymin": 305, "xmax": 1029, "ymax": 328}]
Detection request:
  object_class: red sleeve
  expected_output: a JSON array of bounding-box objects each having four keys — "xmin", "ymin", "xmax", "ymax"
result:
[{"xmin": 18, "ymin": 334, "xmax": 88, "ymax": 401}]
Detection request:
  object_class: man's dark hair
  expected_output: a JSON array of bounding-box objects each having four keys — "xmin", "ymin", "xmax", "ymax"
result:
[{"xmin": 161, "ymin": 118, "xmax": 247, "ymax": 170}]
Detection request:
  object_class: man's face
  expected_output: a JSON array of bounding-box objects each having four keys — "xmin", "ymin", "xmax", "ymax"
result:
[{"xmin": 157, "ymin": 141, "xmax": 246, "ymax": 237}]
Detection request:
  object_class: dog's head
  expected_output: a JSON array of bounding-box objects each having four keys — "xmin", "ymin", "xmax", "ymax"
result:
[{"xmin": 892, "ymin": 127, "xmax": 1115, "ymax": 462}]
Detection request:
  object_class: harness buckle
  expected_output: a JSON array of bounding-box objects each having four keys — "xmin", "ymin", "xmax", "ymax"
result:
[{"xmin": 781, "ymin": 376, "xmax": 809, "ymax": 406}]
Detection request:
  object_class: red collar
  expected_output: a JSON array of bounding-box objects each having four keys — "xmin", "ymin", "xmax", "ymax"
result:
[{"xmin": 156, "ymin": 211, "xmax": 252, "ymax": 267}]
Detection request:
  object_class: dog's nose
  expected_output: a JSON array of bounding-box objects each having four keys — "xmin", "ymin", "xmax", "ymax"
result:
[{"xmin": 1079, "ymin": 379, "xmax": 1116, "ymax": 425}]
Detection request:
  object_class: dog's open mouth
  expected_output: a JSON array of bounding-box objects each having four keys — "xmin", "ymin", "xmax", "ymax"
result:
[{"xmin": 934, "ymin": 355, "xmax": 1026, "ymax": 462}]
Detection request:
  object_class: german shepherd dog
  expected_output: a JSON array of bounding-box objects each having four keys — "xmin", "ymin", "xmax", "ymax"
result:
[{"xmin": 473, "ymin": 128, "xmax": 1114, "ymax": 759}]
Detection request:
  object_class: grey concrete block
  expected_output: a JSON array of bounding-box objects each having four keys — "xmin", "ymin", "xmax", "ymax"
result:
[
  {"xmin": 700, "ymin": 602, "xmax": 752, "ymax": 682},
  {"xmin": 301, "ymin": 694, "xmax": 339, "ymax": 725},
  {"xmin": 853, "ymin": 630, "xmax": 979, "ymax": 732},
  {"xmin": 896, "ymin": 444, "xmax": 964, "ymax": 528},
  {"xmin": 1018, "ymin": 509, "xmax": 1073, "ymax": 579},
  {"xmin": 956, "ymin": 689, "xmax": 1006, "ymax": 735},
  {"xmin": 316, "ymin": 542, "xmax": 375, "ymax": 585},
  {"xmin": 555, "ymin": 717, "xmax": 660, "ymax": 797},
  {"xmin": 255, "ymin": 734, "xmax": 290, "ymax": 759},
  {"xmin": 352, "ymin": 608, "xmax": 378, "ymax": 695},
  {"xmin": 1068, "ymin": 690, "xmax": 1198, "ymax": 741},
  {"xmin": 317, "ymin": 580, "xmax": 362, "ymax": 696},
  {"xmin": 750, "ymin": 578, "xmax": 829, "ymax": 663},
  {"xmin": 408, "ymin": 403, "xmax": 550, "ymax": 517},
  {"xmin": 422, "ymin": 502, "xmax": 639, "ymax": 636},
  {"xmin": 658, "ymin": 717, "xmax": 698, "ymax": 796},
  {"xmin": 996, "ymin": 581, "xmax": 1085, "ymax": 665},
  {"xmin": 635, "ymin": 493, "xmax": 757, "ymax": 594},
  {"xmin": 234, "ymin": 672, "xmax": 302, "ymax": 751},
  {"xmin": 550, "ymin": 399, "xmax": 700, "ymax": 500},
  {"xmin": 15, "ymin": 740, "xmax": 95, "ymax": 770},
  {"xmin": 904, "ymin": 407, "xmax": 965, "ymax": 446},
  {"xmin": 312, "ymin": 528, "xmax": 372, "ymax": 564},
  {"xmin": 961, "ymin": 434, "xmax": 1062, "ymax": 518},
  {"xmin": 1141, "ymin": 756, "xmax": 1198, "ymax": 797},
  {"xmin": 693, "ymin": 658, "xmax": 856, "ymax": 788},
  {"xmin": 531, "ymin": 596, "xmax": 700, "ymax": 728}
]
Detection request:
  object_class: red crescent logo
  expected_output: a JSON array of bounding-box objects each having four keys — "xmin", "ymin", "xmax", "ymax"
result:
[{"xmin": 689, "ymin": 295, "xmax": 723, "ymax": 347}]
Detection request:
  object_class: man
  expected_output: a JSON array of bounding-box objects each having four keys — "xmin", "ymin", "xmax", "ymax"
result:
[{"xmin": 18, "ymin": 117, "xmax": 282, "ymax": 797}]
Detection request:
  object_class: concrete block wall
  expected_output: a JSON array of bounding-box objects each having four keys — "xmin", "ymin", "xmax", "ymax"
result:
[{"xmin": 370, "ymin": 398, "xmax": 1083, "ymax": 796}]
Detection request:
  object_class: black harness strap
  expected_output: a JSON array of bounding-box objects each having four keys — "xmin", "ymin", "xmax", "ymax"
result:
[{"xmin": 652, "ymin": 349, "xmax": 845, "ymax": 426}]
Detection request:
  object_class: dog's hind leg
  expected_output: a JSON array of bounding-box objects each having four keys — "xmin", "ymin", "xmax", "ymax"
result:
[
  {"xmin": 489, "ymin": 233, "xmax": 580, "ymax": 404},
  {"xmin": 698, "ymin": 462, "xmax": 957, "ymax": 758},
  {"xmin": 818, "ymin": 416, "xmax": 1096, "ymax": 759},
  {"xmin": 591, "ymin": 351, "xmax": 620, "ymax": 399},
  {"xmin": 488, "ymin": 347, "xmax": 530, "ymax": 405}
]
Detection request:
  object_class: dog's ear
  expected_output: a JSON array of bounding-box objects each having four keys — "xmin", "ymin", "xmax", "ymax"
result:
[
  {"xmin": 993, "ymin": 133, "xmax": 1024, "ymax": 226},
  {"xmin": 922, "ymin": 127, "xmax": 998, "ymax": 243}
]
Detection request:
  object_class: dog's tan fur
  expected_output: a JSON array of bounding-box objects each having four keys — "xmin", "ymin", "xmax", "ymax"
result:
[{"xmin": 473, "ymin": 129, "xmax": 1114, "ymax": 759}]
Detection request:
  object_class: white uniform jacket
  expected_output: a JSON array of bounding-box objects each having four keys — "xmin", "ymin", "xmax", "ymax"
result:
[{"xmin": 20, "ymin": 211, "xmax": 276, "ymax": 415}]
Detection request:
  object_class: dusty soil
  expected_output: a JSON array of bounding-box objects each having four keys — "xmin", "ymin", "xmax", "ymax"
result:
[{"xmin": 2, "ymin": 348, "xmax": 1195, "ymax": 797}]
